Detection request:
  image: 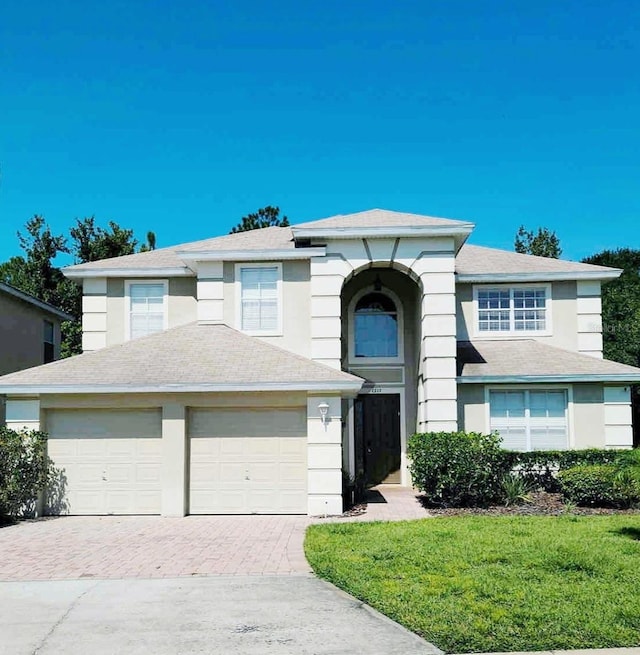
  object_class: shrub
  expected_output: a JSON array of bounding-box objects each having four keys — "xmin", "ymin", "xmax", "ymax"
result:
[
  {"xmin": 408, "ymin": 431, "xmax": 511, "ymax": 507},
  {"xmin": 0, "ymin": 427, "xmax": 51, "ymax": 518},
  {"xmin": 557, "ymin": 464, "xmax": 640, "ymax": 508},
  {"xmin": 501, "ymin": 449, "xmax": 627, "ymax": 492},
  {"xmin": 501, "ymin": 474, "xmax": 533, "ymax": 506}
]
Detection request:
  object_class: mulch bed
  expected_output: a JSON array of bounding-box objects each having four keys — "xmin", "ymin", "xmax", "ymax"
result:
[{"xmin": 422, "ymin": 491, "xmax": 640, "ymax": 517}]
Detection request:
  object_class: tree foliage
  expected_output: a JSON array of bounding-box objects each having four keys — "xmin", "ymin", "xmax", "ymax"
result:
[
  {"xmin": 582, "ymin": 248, "xmax": 640, "ymax": 367},
  {"xmin": 0, "ymin": 215, "xmax": 155, "ymax": 357},
  {"xmin": 514, "ymin": 225, "xmax": 562, "ymax": 258},
  {"xmin": 229, "ymin": 206, "xmax": 289, "ymax": 233}
]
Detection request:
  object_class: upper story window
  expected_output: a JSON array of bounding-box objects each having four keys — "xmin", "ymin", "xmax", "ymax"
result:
[
  {"xmin": 489, "ymin": 389, "xmax": 568, "ymax": 451},
  {"xmin": 237, "ymin": 264, "xmax": 282, "ymax": 335},
  {"xmin": 126, "ymin": 281, "xmax": 167, "ymax": 340},
  {"xmin": 354, "ymin": 292, "xmax": 399, "ymax": 359},
  {"xmin": 475, "ymin": 285, "xmax": 550, "ymax": 335},
  {"xmin": 43, "ymin": 320, "xmax": 54, "ymax": 363}
]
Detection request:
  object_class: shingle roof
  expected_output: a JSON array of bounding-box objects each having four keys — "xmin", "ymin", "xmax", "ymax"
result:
[
  {"xmin": 64, "ymin": 227, "xmax": 295, "ymax": 272},
  {"xmin": 0, "ymin": 323, "xmax": 363, "ymax": 393},
  {"xmin": 294, "ymin": 208, "xmax": 472, "ymax": 229},
  {"xmin": 456, "ymin": 244, "xmax": 617, "ymax": 278},
  {"xmin": 457, "ymin": 340, "xmax": 640, "ymax": 381}
]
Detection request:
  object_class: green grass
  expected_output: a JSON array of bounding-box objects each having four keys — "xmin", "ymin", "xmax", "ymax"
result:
[{"xmin": 304, "ymin": 516, "xmax": 640, "ymax": 653}]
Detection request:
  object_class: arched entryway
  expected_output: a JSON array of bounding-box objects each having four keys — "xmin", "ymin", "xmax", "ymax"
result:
[{"xmin": 341, "ymin": 266, "xmax": 422, "ymax": 486}]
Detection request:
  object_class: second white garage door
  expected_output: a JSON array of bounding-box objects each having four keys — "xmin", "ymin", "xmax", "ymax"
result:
[
  {"xmin": 46, "ymin": 409, "xmax": 162, "ymax": 515},
  {"xmin": 189, "ymin": 408, "xmax": 307, "ymax": 514}
]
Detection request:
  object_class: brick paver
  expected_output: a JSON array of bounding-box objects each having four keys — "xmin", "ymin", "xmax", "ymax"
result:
[
  {"xmin": 0, "ymin": 486, "xmax": 430, "ymax": 582},
  {"xmin": 0, "ymin": 515, "xmax": 311, "ymax": 581}
]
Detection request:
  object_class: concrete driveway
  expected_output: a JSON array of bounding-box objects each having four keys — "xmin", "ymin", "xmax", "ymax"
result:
[{"xmin": 1, "ymin": 576, "xmax": 439, "ymax": 655}]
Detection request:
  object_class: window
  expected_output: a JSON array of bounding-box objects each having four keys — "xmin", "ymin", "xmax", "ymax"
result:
[
  {"xmin": 489, "ymin": 389, "xmax": 568, "ymax": 451},
  {"xmin": 43, "ymin": 320, "xmax": 54, "ymax": 363},
  {"xmin": 126, "ymin": 282, "xmax": 167, "ymax": 340},
  {"xmin": 238, "ymin": 265, "xmax": 281, "ymax": 334},
  {"xmin": 476, "ymin": 286, "xmax": 549, "ymax": 334},
  {"xmin": 354, "ymin": 292, "xmax": 399, "ymax": 358}
]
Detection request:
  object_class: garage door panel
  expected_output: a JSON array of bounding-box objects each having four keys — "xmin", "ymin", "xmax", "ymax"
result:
[
  {"xmin": 188, "ymin": 408, "xmax": 307, "ymax": 515},
  {"xmin": 46, "ymin": 409, "xmax": 162, "ymax": 515}
]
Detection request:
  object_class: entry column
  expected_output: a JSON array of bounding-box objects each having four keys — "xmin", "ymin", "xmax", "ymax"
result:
[{"xmin": 307, "ymin": 394, "xmax": 343, "ymax": 515}]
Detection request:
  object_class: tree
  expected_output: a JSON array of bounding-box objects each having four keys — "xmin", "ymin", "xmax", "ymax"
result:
[
  {"xmin": 582, "ymin": 249, "xmax": 640, "ymax": 367},
  {"xmin": 514, "ymin": 226, "xmax": 562, "ymax": 258},
  {"xmin": 0, "ymin": 215, "xmax": 153, "ymax": 357},
  {"xmin": 229, "ymin": 206, "xmax": 289, "ymax": 233}
]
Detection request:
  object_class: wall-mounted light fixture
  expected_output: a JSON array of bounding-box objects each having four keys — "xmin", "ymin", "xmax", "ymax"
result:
[{"xmin": 318, "ymin": 402, "xmax": 329, "ymax": 427}]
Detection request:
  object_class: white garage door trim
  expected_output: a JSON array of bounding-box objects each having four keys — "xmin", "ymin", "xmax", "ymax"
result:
[
  {"xmin": 46, "ymin": 408, "xmax": 162, "ymax": 515},
  {"xmin": 189, "ymin": 407, "xmax": 307, "ymax": 515}
]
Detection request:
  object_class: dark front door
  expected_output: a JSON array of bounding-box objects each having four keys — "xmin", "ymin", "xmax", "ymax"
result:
[{"xmin": 354, "ymin": 394, "xmax": 401, "ymax": 486}]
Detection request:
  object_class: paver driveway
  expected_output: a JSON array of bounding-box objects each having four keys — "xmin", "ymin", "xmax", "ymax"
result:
[{"xmin": 0, "ymin": 515, "xmax": 311, "ymax": 581}]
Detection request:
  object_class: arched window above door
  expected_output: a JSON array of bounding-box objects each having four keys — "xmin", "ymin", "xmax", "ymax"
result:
[{"xmin": 354, "ymin": 292, "xmax": 399, "ymax": 358}]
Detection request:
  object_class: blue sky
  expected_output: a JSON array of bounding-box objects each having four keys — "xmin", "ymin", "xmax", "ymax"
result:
[{"xmin": 1, "ymin": 0, "xmax": 639, "ymax": 265}]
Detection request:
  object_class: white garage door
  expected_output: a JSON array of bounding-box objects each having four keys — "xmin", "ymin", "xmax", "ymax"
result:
[
  {"xmin": 46, "ymin": 409, "xmax": 162, "ymax": 515},
  {"xmin": 189, "ymin": 408, "xmax": 307, "ymax": 514}
]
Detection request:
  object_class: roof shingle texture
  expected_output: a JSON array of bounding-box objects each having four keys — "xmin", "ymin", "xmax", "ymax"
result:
[
  {"xmin": 456, "ymin": 244, "xmax": 615, "ymax": 276},
  {"xmin": 0, "ymin": 323, "xmax": 362, "ymax": 389},
  {"xmin": 457, "ymin": 340, "xmax": 640, "ymax": 379},
  {"xmin": 63, "ymin": 211, "xmax": 618, "ymax": 278},
  {"xmin": 65, "ymin": 227, "xmax": 295, "ymax": 272},
  {"xmin": 294, "ymin": 208, "xmax": 471, "ymax": 229}
]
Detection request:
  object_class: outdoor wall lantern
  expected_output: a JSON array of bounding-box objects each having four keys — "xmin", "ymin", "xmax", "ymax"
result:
[{"xmin": 318, "ymin": 402, "xmax": 329, "ymax": 427}]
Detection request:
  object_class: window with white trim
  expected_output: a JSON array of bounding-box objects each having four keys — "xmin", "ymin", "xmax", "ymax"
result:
[
  {"xmin": 239, "ymin": 265, "xmax": 280, "ymax": 333},
  {"xmin": 477, "ymin": 287, "xmax": 548, "ymax": 333},
  {"xmin": 489, "ymin": 389, "xmax": 568, "ymax": 451},
  {"xmin": 354, "ymin": 292, "xmax": 399, "ymax": 358},
  {"xmin": 127, "ymin": 282, "xmax": 166, "ymax": 340}
]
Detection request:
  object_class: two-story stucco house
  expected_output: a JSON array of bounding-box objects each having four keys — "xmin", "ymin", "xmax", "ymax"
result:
[
  {"xmin": 1, "ymin": 209, "xmax": 639, "ymax": 517},
  {"xmin": 0, "ymin": 282, "xmax": 71, "ymax": 423}
]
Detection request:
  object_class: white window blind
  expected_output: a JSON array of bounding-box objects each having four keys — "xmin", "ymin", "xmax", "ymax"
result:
[
  {"xmin": 490, "ymin": 389, "xmax": 568, "ymax": 451},
  {"xmin": 129, "ymin": 283, "xmax": 165, "ymax": 339},
  {"xmin": 478, "ymin": 287, "xmax": 547, "ymax": 333},
  {"xmin": 240, "ymin": 267, "xmax": 279, "ymax": 332}
]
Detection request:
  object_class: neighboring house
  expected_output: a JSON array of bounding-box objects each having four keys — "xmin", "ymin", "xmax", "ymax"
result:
[
  {"xmin": 0, "ymin": 209, "xmax": 639, "ymax": 517},
  {"xmin": 0, "ymin": 282, "xmax": 71, "ymax": 424}
]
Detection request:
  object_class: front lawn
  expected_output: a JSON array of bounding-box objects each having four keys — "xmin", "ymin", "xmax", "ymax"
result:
[{"xmin": 305, "ymin": 515, "xmax": 640, "ymax": 653}]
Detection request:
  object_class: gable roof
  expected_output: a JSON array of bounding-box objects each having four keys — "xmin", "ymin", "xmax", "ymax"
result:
[
  {"xmin": 61, "ymin": 209, "xmax": 620, "ymax": 283},
  {"xmin": 293, "ymin": 208, "xmax": 472, "ymax": 230},
  {"xmin": 456, "ymin": 244, "xmax": 620, "ymax": 282},
  {"xmin": 0, "ymin": 322, "xmax": 363, "ymax": 394},
  {"xmin": 0, "ymin": 282, "xmax": 73, "ymax": 321},
  {"xmin": 457, "ymin": 339, "xmax": 640, "ymax": 383},
  {"xmin": 63, "ymin": 227, "xmax": 297, "ymax": 276}
]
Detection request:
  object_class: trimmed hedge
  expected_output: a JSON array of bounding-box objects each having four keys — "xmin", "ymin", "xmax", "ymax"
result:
[
  {"xmin": 408, "ymin": 430, "xmax": 635, "ymax": 507},
  {"xmin": 501, "ymin": 449, "xmax": 626, "ymax": 492},
  {"xmin": 408, "ymin": 431, "xmax": 511, "ymax": 507},
  {"xmin": 558, "ymin": 464, "xmax": 640, "ymax": 508},
  {"xmin": 0, "ymin": 427, "xmax": 51, "ymax": 519}
]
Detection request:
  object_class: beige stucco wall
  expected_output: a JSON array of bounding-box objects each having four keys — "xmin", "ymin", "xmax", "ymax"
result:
[
  {"xmin": 457, "ymin": 382, "xmax": 609, "ymax": 449},
  {"xmin": 106, "ymin": 277, "xmax": 197, "ymax": 346},
  {"xmin": 0, "ymin": 292, "xmax": 63, "ymax": 376},
  {"xmin": 456, "ymin": 281, "xmax": 579, "ymax": 350},
  {"xmin": 222, "ymin": 260, "xmax": 311, "ymax": 357}
]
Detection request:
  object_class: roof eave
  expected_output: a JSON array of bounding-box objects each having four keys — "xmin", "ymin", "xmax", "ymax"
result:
[
  {"xmin": 63, "ymin": 267, "xmax": 194, "ymax": 279},
  {"xmin": 0, "ymin": 380, "xmax": 364, "ymax": 395},
  {"xmin": 291, "ymin": 224, "xmax": 475, "ymax": 240},
  {"xmin": 458, "ymin": 374, "xmax": 640, "ymax": 384},
  {"xmin": 0, "ymin": 283, "xmax": 74, "ymax": 321},
  {"xmin": 456, "ymin": 270, "xmax": 622, "ymax": 283},
  {"xmin": 176, "ymin": 247, "xmax": 326, "ymax": 263}
]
